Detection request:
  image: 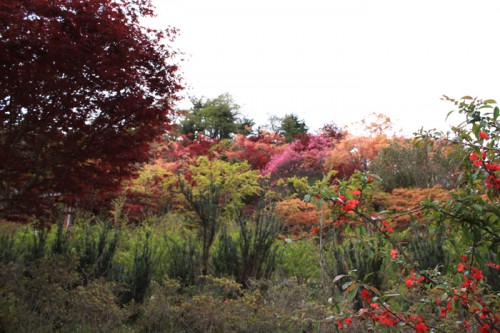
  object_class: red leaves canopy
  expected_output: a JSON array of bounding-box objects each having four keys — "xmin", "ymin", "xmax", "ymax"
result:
[{"xmin": 0, "ymin": 0, "xmax": 182, "ymax": 219}]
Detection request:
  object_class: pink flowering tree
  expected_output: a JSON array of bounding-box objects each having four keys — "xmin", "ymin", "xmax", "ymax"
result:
[{"xmin": 263, "ymin": 133, "xmax": 335, "ymax": 182}]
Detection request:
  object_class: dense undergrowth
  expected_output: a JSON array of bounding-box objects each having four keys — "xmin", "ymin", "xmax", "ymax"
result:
[
  {"xmin": 0, "ymin": 97, "xmax": 498, "ymax": 332},
  {"xmin": 0, "ymin": 202, "xmax": 496, "ymax": 332}
]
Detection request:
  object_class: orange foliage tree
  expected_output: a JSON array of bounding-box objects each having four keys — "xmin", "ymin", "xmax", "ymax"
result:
[
  {"xmin": 372, "ymin": 186, "xmax": 450, "ymax": 229},
  {"xmin": 325, "ymin": 134, "xmax": 389, "ymax": 179},
  {"xmin": 275, "ymin": 198, "xmax": 332, "ymax": 234}
]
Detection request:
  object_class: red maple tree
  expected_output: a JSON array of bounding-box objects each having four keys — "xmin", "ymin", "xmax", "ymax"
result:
[{"xmin": 0, "ymin": 0, "xmax": 182, "ymax": 220}]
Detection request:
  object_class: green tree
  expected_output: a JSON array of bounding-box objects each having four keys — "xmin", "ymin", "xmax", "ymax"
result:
[
  {"xmin": 236, "ymin": 116, "xmax": 255, "ymax": 136},
  {"xmin": 187, "ymin": 156, "xmax": 263, "ymax": 211},
  {"xmin": 180, "ymin": 181, "xmax": 221, "ymax": 276},
  {"xmin": 179, "ymin": 156, "xmax": 264, "ymax": 275},
  {"xmin": 370, "ymin": 139, "xmax": 461, "ymax": 191},
  {"xmin": 278, "ymin": 113, "xmax": 308, "ymax": 142},
  {"xmin": 180, "ymin": 93, "xmax": 248, "ymax": 140},
  {"xmin": 213, "ymin": 207, "xmax": 282, "ymax": 287}
]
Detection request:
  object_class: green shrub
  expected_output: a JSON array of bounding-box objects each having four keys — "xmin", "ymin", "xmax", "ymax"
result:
[
  {"xmin": 180, "ymin": 180, "xmax": 222, "ymax": 276},
  {"xmin": 74, "ymin": 220, "xmax": 121, "ymax": 283},
  {"xmin": 161, "ymin": 235, "xmax": 201, "ymax": 287},
  {"xmin": 120, "ymin": 231, "xmax": 156, "ymax": 305},
  {"xmin": 0, "ymin": 231, "xmax": 20, "ymax": 265},
  {"xmin": 405, "ymin": 223, "xmax": 450, "ymax": 271},
  {"xmin": 278, "ymin": 239, "xmax": 320, "ymax": 284},
  {"xmin": 212, "ymin": 208, "xmax": 282, "ymax": 287},
  {"xmin": 325, "ymin": 227, "xmax": 386, "ymax": 310},
  {"xmin": 211, "ymin": 228, "xmax": 238, "ymax": 278},
  {"xmin": 24, "ymin": 227, "xmax": 48, "ymax": 262},
  {"xmin": 370, "ymin": 139, "xmax": 460, "ymax": 191},
  {"xmin": 51, "ymin": 220, "xmax": 71, "ymax": 255}
]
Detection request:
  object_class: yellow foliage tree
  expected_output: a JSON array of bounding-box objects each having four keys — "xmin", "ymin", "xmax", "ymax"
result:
[{"xmin": 187, "ymin": 156, "xmax": 263, "ymax": 210}]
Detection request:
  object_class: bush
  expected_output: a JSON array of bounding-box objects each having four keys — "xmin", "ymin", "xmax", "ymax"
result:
[
  {"xmin": 370, "ymin": 139, "xmax": 460, "ymax": 191},
  {"xmin": 405, "ymin": 223, "xmax": 450, "ymax": 272},
  {"xmin": 212, "ymin": 208, "xmax": 282, "ymax": 287},
  {"xmin": 24, "ymin": 226, "xmax": 48, "ymax": 262},
  {"xmin": 136, "ymin": 279, "xmax": 183, "ymax": 333},
  {"xmin": 0, "ymin": 256, "xmax": 126, "ymax": 333},
  {"xmin": 119, "ymin": 231, "xmax": 156, "ymax": 305},
  {"xmin": 161, "ymin": 235, "xmax": 201, "ymax": 287},
  {"xmin": 0, "ymin": 224, "xmax": 22, "ymax": 264},
  {"xmin": 278, "ymin": 239, "xmax": 320, "ymax": 284},
  {"xmin": 325, "ymin": 227, "xmax": 386, "ymax": 310},
  {"xmin": 74, "ymin": 220, "xmax": 121, "ymax": 283}
]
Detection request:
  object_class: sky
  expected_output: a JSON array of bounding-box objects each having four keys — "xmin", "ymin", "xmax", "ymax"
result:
[{"xmin": 148, "ymin": 0, "xmax": 500, "ymax": 135}]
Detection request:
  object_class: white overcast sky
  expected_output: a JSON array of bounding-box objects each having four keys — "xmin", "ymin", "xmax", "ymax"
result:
[{"xmin": 149, "ymin": 0, "xmax": 500, "ymax": 135}]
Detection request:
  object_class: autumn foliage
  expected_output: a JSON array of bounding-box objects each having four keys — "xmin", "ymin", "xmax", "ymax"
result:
[
  {"xmin": 1, "ymin": 81, "xmax": 499, "ymax": 333},
  {"xmin": 325, "ymin": 134, "xmax": 389, "ymax": 179},
  {"xmin": 0, "ymin": 0, "xmax": 182, "ymax": 219},
  {"xmin": 372, "ymin": 186, "xmax": 450, "ymax": 228},
  {"xmin": 1, "ymin": 0, "xmax": 500, "ymax": 330},
  {"xmin": 226, "ymin": 132, "xmax": 286, "ymax": 170},
  {"xmin": 263, "ymin": 133, "xmax": 336, "ymax": 180},
  {"xmin": 275, "ymin": 199, "xmax": 330, "ymax": 233}
]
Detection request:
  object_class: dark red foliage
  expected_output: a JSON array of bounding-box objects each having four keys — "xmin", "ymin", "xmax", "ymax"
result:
[{"xmin": 0, "ymin": 0, "xmax": 182, "ymax": 220}]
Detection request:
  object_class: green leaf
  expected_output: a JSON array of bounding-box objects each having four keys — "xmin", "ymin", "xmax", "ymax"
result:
[
  {"xmin": 472, "ymin": 124, "xmax": 480, "ymax": 137},
  {"xmin": 461, "ymin": 132, "xmax": 472, "ymax": 142},
  {"xmin": 483, "ymin": 99, "xmax": 496, "ymax": 104},
  {"xmin": 472, "ymin": 301, "xmax": 483, "ymax": 312},
  {"xmin": 494, "ymin": 106, "xmax": 499, "ymax": 120},
  {"xmin": 344, "ymin": 283, "xmax": 359, "ymax": 300},
  {"xmin": 434, "ymin": 284, "xmax": 447, "ymax": 290},
  {"xmin": 342, "ymin": 281, "xmax": 354, "ymax": 290},
  {"xmin": 461, "ymin": 96, "xmax": 473, "ymax": 100},
  {"xmin": 303, "ymin": 194, "xmax": 311, "ymax": 202},
  {"xmin": 472, "ymin": 204, "xmax": 483, "ymax": 212}
]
